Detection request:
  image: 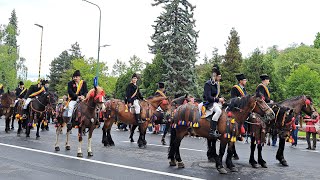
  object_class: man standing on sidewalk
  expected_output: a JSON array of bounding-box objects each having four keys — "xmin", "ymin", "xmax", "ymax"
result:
[{"xmin": 291, "ymin": 113, "xmax": 301, "ymax": 147}]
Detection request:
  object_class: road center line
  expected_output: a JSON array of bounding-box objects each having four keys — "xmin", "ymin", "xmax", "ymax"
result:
[
  {"xmin": 0, "ymin": 142, "xmax": 205, "ymax": 180},
  {"xmin": 121, "ymin": 141, "xmax": 205, "ymax": 152}
]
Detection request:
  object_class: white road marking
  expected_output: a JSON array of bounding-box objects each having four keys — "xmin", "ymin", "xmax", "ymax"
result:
[
  {"xmin": 300, "ymin": 149, "xmax": 319, "ymax": 153},
  {"xmin": 121, "ymin": 141, "xmax": 205, "ymax": 152},
  {"xmin": 0, "ymin": 142, "xmax": 205, "ymax": 180}
]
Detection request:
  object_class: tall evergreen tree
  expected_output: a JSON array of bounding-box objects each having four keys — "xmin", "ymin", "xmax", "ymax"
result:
[
  {"xmin": 313, "ymin": 32, "xmax": 320, "ymax": 49},
  {"xmin": 149, "ymin": 0, "xmax": 199, "ymax": 97},
  {"xmin": 5, "ymin": 9, "xmax": 18, "ymax": 49},
  {"xmin": 221, "ymin": 28, "xmax": 242, "ymax": 98},
  {"xmin": 128, "ymin": 55, "xmax": 144, "ymax": 73},
  {"xmin": 111, "ymin": 59, "xmax": 127, "ymax": 77}
]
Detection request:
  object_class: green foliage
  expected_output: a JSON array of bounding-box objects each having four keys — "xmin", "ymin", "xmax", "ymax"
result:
[
  {"xmin": 111, "ymin": 59, "xmax": 127, "ymax": 77},
  {"xmin": 142, "ymin": 52, "xmax": 165, "ymax": 97},
  {"xmin": 5, "ymin": 10, "xmax": 18, "ymax": 49},
  {"xmin": 149, "ymin": 0, "xmax": 199, "ymax": 97},
  {"xmin": 285, "ymin": 65, "xmax": 320, "ymax": 105},
  {"xmin": 313, "ymin": 32, "xmax": 320, "ymax": 49},
  {"xmin": 114, "ymin": 69, "xmax": 134, "ymax": 99},
  {"xmin": 128, "ymin": 55, "xmax": 145, "ymax": 73},
  {"xmin": 0, "ymin": 45, "xmax": 18, "ymax": 90},
  {"xmin": 221, "ymin": 27, "xmax": 242, "ymax": 98}
]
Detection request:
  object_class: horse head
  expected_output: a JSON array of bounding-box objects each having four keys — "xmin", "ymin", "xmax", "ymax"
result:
[
  {"xmin": 272, "ymin": 105, "xmax": 295, "ymax": 138},
  {"xmin": 85, "ymin": 86, "xmax": 106, "ymax": 111},
  {"xmin": 252, "ymin": 92, "xmax": 275, "ymax": 121},
  {"xmin": 301, "ymin": 96, "xmax": 318, "ymax": 119}
]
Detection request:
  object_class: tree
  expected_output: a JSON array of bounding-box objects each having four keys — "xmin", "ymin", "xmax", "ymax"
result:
[
  {"xmin": 5, "ymin": 9, "xmax": 18, "ymax": 49},
  {"xmin": 69, "ymin": 42, "xmax": 83, "ymax": 59},
  {"xmin": 220, "ymin": 27, "xmax": 242, "ymax": 98},
  {"xmin": 149, "ymin": 0, "xmax": 199, "ymax": 97},
  {"xmin": 111, "ymin": 59, "xmax": 127, "ymax": 77},
  {"xmin": 16, "ymin": 57, "xmax": 27, "ymax": 80},
  {"xmin": 114, "ymin": 69, "xmax": 134, "ymax": 99},
  {"xmin": 285, "ymin": 65, "xmax": 320, "ymax": 105},
  {"xmin": 313, "ymin": 32, "xmax": 320, "ymax": 49},
  {"xmin": 128, "ymin": 55, "xmax": 144, "ymax": 73}
]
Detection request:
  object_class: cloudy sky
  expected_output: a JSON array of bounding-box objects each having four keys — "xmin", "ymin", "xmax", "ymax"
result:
[{"xmin": 1, "ymin": 0, "xmax": 319, "ymax": 80}]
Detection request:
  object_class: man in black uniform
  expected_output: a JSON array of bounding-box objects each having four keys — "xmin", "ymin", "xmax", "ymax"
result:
[
  {"xmin": 15, "ymin": 81, "xmax": 27, "ymax": 99},
  {"xmin": 203, "ymin": 65, "xmax": 224, "ymax": 137},
  {"xmin": 0, "ymin": 84, "xmax": 4, "ymax": 96},
  {"xmin": 230, "ymin": 73, "xmax": 247, "ymax": 98},
  {"xmin": 125, "ymin": 73, "xmax": 144, "ymax": 124},
  {"xmin": 256, "ymin": 74, "xmax": 271, "ymax": 103},
  {"xmin": 23, "ymin": 79, "xmax": 46, "ymax": 117},
  {"xmin": 66, "ymin": 70, "xmax": 88, "ymax": 127}
]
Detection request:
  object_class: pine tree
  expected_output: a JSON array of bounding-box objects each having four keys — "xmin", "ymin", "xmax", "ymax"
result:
[
  {"xmin": 128, "ymin": 55, "xmax": 144, "ymax": 73},
  {"xmin": 111, "ymin": 59, "xmax": 127, "ymax": 77},
  {"xmin": 5, "ymin": 9, "xmax": 18, "ymax": 49},
  {"xmin": 149, "ymin": 0, "xmax": 199, "ymax": 97},
  {"xmin": 221, "ymin": 28, "xmax": 242, "ymax": 98},
  {"xmin": 314, "ymin": 32, "xmax": 320, "ymax": 49}
]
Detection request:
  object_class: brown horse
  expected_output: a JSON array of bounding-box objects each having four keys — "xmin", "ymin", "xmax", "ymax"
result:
[
  {"xmin": 15, "ymin": 99, "xmax": 25, "ymax": 135},
  {"xmin": 102, "ymin": 95, "xmax": 170, "ymax": 148},
  {"xmin": 0, "ymin": 91, "xmax": 15, "ymax": 133},
  {"xmin": 248, "ymin": 104, "xmax": 295, "ymax": 168},
  {"xmin": 168, "ymin": 94, "xmax": 275, "ymax": 174},
  {"xmin": 54, "ymin": 86, "xmax": 106, "ymax": 157}
]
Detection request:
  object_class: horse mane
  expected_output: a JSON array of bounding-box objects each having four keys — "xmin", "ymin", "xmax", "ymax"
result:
[
  {"xmin": 85, "ymin": 86, "xmax": 104, "ymax": 100},
  {"xmin": 227, "ymin": 95, "xmax": 252, "ymax": 111},
  {"xmin": 278, "ymin": 95, "xmax": 312, "ymax": 104}
]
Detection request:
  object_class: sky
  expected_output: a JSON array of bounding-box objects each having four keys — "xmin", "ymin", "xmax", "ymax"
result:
[{"xmin": 1, "ymin": 0, "xmax": 320, "ymax": 80}]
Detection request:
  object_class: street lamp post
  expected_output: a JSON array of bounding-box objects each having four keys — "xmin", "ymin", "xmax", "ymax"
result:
[
  {"xmin": 82, "ymin": 0, "xmax": 101, "ymax": 85},
  {"xmin": 34, "ymin": 23, "xmax": 43, "ymax": 80}
]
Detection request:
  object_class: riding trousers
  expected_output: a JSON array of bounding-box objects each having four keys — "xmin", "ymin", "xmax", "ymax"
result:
[
  {"xmin": 132, "ymin": 99, "xmax": 140, "ymax": 114},
  {"xmin": 67, "ymin": 100, "xmax": 77, "ymax": 117},
  {"xmin": 205, "ymin": 102, "xmax": 222, "ymax": 122},
  {"xmin": 23, "ymin": 98, "xmax": 32, "ymax": 109}
]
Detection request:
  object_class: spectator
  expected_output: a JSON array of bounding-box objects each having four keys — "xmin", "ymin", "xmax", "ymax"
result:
[
  {"xmin": 304, "ymin": 115, "xmax": 318, "ymax": 150},
  {"xmin": 291, "ymin": 113, "xmax": 301, "ymax": 147}
]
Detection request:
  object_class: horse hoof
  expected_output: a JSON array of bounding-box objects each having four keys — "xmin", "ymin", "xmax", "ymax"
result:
[
  {"xmin": 169, "ymin": 160, "xmax": 177, "ymax": 166},
  {"xmin": 260, "ymin": 163, "xmax": 268, "ymax": 168},
  {"xmin": 208, "ymin": 157, "xmax": 215, "ymax": 163},
  {"xmin": 11, "ymin": 127, "xmax": 14, "ymax": 130},
  {"xmin": 130, "ymin": 139, "xmax": 134, "ymax": 143},
  {"xmin": 229, "ymin": 167, "xmax": 238, "ymax": 172},
  {"xmin": 5, "ymin": 130, "xmax": 9, "ymax": 133},
  {"xmin": 217, "ymin": 167, "xmax": 228, "ymax": 174},
  {"xmin": 26, "ymin": 135, "xmax": 30, "ymax": 138},
  {"xmin": 110, "ymin": 143, "xmax": 115, "ymax": 146},
  {"xmin": 66, "ymin": 146, "xmax": 71, "ymax": 150},
  {"xmin": 177, "ymin": 162, "xmax": 185, "ymax": 168},
  {"xmin": 250, "ymin": 163, "xmax": 259, "ymax": 168},
  {"xmin": 36, "ymin": 136, "xmax": 40, "ymax": 140},
  {"xmin": 280, "ymin": 160, "xmax": 288, "ymax": 166},
  {"xmin": 233, "ymin": 155, "xmax": 239, "ymax": 160},
  {"xmin": 77, "ymin": 153, "xmax": 83, "ymax": 157},
  {"xmin": 88, "ymin": 152, "xmax": 93, "ymax": 156},
  {"xmin": 55, "ymin": 147, "xmax": 60, "ymax": 151},
  {"xmin": 161, "ymin": 139, "xmax": 166, "ymax": 145}
]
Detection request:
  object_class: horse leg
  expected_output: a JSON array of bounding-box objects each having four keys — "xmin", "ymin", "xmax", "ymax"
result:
[
  {"xmin": 276, "ymin": 137, "xmax": 288, "ymax": 166},
  {"xmin": 25, "ymin": 118, "xmax": 30, "ymax": 138},
  {"xmin": 107, "ymin": 128, "xmax": 115, "ymax": 146},
  {"xmin": 17, "ymin": 120, "xmax": 22, "ymax": 135},
  {"xmin": 11, "ymin": 112, "xmax": 15, "ymax": 130},
  {"xmin": 5, "ymin": 114, "xmax": 10, "ymax": 133},
  {"xmin": 65, "ymin": 124, "xmax": 71, "ymax": 150},
  {"xmin": 87, "ymin": 126, "xmax": 94, "ymax": 156},
  {"xmin": 102, "ymin": 126, "xmax": 109, "ymax": 146},
  {"xmin": 249, "ymin": 136, "xmax": 258, "ymax": 168},
  {"xmin": 129, "ymin": 125, "xmax": 137, "ymax": 143},
  {"xmin": 233, "ymin": 144, "xmax": 239, "ymax": 160},
  {"xmin": 141, "ymin": 123, "xmax": 147, "ymax": 147},
  {"xmin": 226, "ymin": 142, "xmax": 238, "ymax": 172},
  {"xmin": 77, "ymin": 126, "xmax": 83, "ymax": 157},
  {"xmin": 257, "ymin": 144, "xmax": 267, "ymax": 168},
  {"xmin": 168, "ymin": 127, "xmax": 177, "ymax": 166},
  {"xmin": 36, "ymin": 120, "xmax": 41, "ymax": 139},
  {"xmin": 216, "ymin": 141, "xmax": 228, "ymax": 174},
  {"xmin": 161, "ymin": 122, "xmax": 170, "ymax": 145},
  {"xmin": 137, "ymin": 125, "xmax": 144, "ymax": 148},
  {"xmin": 54, "ymin": 125, "xmax": 61, "ymax": 151},
  {"xmin": 207, "ymin": 139, "xmax": 216, "ymax": 162},
  {"xmin": 174, "ymin": 135, "xmax": 185, "ymax": 168}
]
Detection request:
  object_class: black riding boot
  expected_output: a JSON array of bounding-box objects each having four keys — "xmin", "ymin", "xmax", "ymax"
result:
[
  {"xmin": 209, "ymin": 120, "xmax": 219, "ymax": 138},
  {"xmin": 135, "ymin": 114, "xmax": 143, "ymax": 124}
]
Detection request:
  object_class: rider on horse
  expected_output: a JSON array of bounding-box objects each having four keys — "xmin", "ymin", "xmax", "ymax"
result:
[
  {"xmin": 256, "ymin": 74, "xmax": 272, "ymax": 103},
  {"xmin": 203, "ymin": 64, "xmax": 225, "ymax": 138},
  {"xmin": 66, "ymin": 70, "xmax": 88, "ymax": 128},
  {"xmin": 231, "ymin": 73, "xmax": 247, "ymax": 98},
  {"xmin": 0, "ymin": 84, "xmax": 4, "ymax": 95},
  {"xmin": 15, "ymin": 81, "xmax": 27, "ymax": 105},
  {"xmin": 125, "ymin": 73, "xmax": 144, "ymax": 124},
  {"xmin": 23, "ymin": 79, "xmax": 46, "ymax": 118}
]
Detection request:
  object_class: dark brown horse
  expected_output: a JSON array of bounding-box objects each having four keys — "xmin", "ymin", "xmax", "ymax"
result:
[
  {"xmin": 15, "ymin": 99, "xmax": 25, "ymax": 135},
  {"xmin": 0, "ymin": 91, "xmax": 15, "ymax": 133},
  {"xmin": 102, "ymin": 95, "xmax": 170, "ymax": 148},
  {"xmin": 54, "ymin": 86, "xmax": 106, "ymax": 157},
  {"xmin": 24, "ymin": 91, "xmax": 58, "ymax": 139},
  {"xmin": 168, "ymin": 94, "xmax": 275, "ymax": 174},
  {"xmin": 249, "ymin": 104, "xmax": 295, "ymax": 168}
]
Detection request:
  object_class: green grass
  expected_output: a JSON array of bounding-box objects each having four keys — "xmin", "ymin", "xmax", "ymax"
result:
[{"xmin": 298, "ymin": 131, "xmax": 319, "ymax": 138}]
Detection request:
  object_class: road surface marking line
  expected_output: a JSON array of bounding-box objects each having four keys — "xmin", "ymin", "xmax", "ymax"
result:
[
  {"xmin": 121, "ymin": 141, "xmax": 205, "ymax": 152},
  {"xmin": 301, "ymin": 149, "xmax": 319, "ymax": 153},
  {"xmin": 0, "ymin": 142, "xmax": 205, "ymax": 180}
]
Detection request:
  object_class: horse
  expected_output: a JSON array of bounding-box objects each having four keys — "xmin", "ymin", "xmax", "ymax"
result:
[
  {"xmin": 15, "ymin": 99, "xmax": 25, "ymax": 135},
  {"xmin": 168, "ymin": 94, "xmax": 275, "ymax": 174},
  {"xmin": 0, "ymin": 91, "xmax": 15, "ymax": 133},
  {"xmin": 273, "ymin": 95, "xmax": 318, "ymax": 166},
  {"xmin": 24, "ymin": 91, "xmax": 58, "ymax": 139},
  {"xmin": 54, "ymin": 86, "xmax": 106, "ymax": 157},
  {"xmin": 102, "ymin": 95, "xmax": 170, "ymax": 148},
  {"xmin": 248, "ymin": 104, "xmax": 295, "ymax": 168}
]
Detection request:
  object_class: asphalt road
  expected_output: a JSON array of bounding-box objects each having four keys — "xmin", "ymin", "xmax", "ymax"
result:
[{"xmin": 0, "ymin": 118, "xmax": 319, "ymax": 180}]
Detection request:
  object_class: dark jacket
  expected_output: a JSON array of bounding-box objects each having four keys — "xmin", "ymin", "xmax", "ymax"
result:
[
  {"xmin": 230, "ymin": 85, "xmax": 247, "ymax": 98},
  {"xmin": 24, "ymin": 84, "xmax": 43, "ymax": 99},
  {"xmin": 256, "ymin": 84, "xmax": 270, "ymax": 103},
  {"xmin": 67, "ymin": 80, "xmax": 88, "ymax": 101},
  {"xmin": 15, "ymin": 87, "xmax": 27, "ymax": 99},
  {"xmin": 125, "ymin": 83, "xmax": 143, "ymax": 104},
  {"xmin": 0, "ymin": 88, "xmax": 4, "ymax": 95},
  {"xmin": 203, "ymin": 80, "xmax": 220, "ymax": 104}
]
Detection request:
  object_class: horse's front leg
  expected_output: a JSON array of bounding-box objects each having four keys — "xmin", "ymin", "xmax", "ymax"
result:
[
  {"xmin": 5, "ymin": 113, "xmax": 10, "ymax": 133},
  {"xmin": 102, "ymin": 125, "xmax": 108, "ymax": 146},
  {"xmin": 249, "ymin": 136, "xmax": 258, "ymax": 168},
  {"xmin": 257, "ymin": 144, "xmax": 267, "ymax": 168},
  {"xmin": 55, "ymin": 125, "xmax": 62, "ymax": 151},
  {"xmin": 77, "ymin": 126, "xmax": 84, "ymax": 157},
  {"xmin": 137, "ymin": 125, "xmax": 144, "ymax": 148},
  {"xmin": 216, "ymin": 139, "xmax": 228, "ymax": 174},
  {"xmin": 226, "ymin": 142, "xmax": 238, "ymax": 172},
  {"xmin": 107, "ymin": 128, "xmax": 114, "ymax": 146},
  {"xmin": 87, "ymin": 125, "xmax": 94, "ymax": 156},
  {"xmin": 17, "ymin": 119, "xmax": 22, "ymax": 135},
  {"xmin": 276, "ymin": 137, "xmax": 288, "ymax": 166},
  {"xmin": 65, "ymin": 123, "xmax": 71, "ymax": 150},
  {"xmin": 130, "ymin": 125, "xmax": 137, "ymax": 143},
  {"xmin": 36, "ymin": 119, "xmax": 41, "ymax": 139},
  {"xmin": 207, "ymin": 138, "xmax": 218, "ymax": 162}
]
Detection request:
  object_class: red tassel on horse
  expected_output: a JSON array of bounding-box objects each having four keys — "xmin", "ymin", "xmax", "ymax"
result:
[{"xmin": 240, "ymin": 125, "xmax": 246, "ymax": 134}]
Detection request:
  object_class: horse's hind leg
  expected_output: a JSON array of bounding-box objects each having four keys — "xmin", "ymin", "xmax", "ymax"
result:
[
  {"xmin": 249, "ymin": 136, "xmax": 258, "ymax": 168},
  {"xmin": 77, "ymin": 126, "xmax": 84, "ymax": 157},
  {"xmin": 87, "ymin": 126, "xmax": 94, "ymax": 156},
  {"xmin": 276, "ymin": 137, "xmax": 288, "ymax": 166},
  {"xmin": 55, "ymin": 125, "xmax": 61, "ymax": 151},
  {"xmin": 226, "ymin": 142, "xmax": 238, "ymax": 172},
  {"xmin": 257, "ymin": 144, "xmax": 267, "ymax": 168},
  {"xmin": 129, "ymin": 125, "xmax": 137, "ymax": 143},
  {"xmin": 168, "ymin": 127, "xmax": 177, "ymax": 166}
]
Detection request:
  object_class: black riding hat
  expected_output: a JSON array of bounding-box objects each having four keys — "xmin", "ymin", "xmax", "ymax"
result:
[
  {"xmin": 236, "ymin": 73, "xmax": 246, "ymax": 81},
  {"xmin": 260, "ymin": 74, "xmax": 269, "ymax": 81},
  {"xmin": 158, "ymin": 82, "xmax": 165, "ymax": 89},
  {"xmin": 212, "ymin": 64, "xmax": 221, "ymax": 75},
  {"xmin": 19, "ymin": 81, "xmax": 24, "ymax": 85},
  {"xmin": 73, "ymin": 70, "xmax": 81, "ymax": 77}
]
